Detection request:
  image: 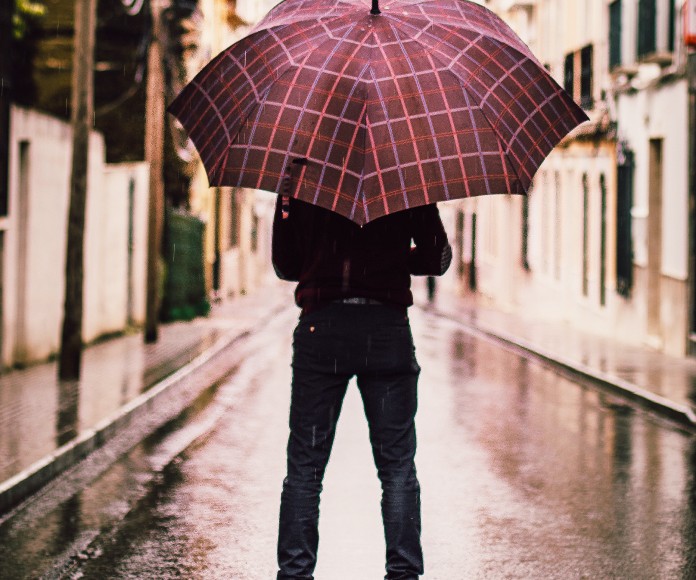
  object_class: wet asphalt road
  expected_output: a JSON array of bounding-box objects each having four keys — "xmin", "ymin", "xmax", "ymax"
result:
[{"xmin": 6, "ymin": 304, "xmax": 696, "ymax": 579}]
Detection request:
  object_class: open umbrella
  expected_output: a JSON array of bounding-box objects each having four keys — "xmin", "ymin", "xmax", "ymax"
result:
[{"xmin": 168, "ymin": 0, "xmax": 588, "ymax": 225}]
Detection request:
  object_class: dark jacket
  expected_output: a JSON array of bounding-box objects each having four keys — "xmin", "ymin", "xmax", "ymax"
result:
[{"xmin": 272, "ymin": 197, "xmax": 452, "ymax": 313}]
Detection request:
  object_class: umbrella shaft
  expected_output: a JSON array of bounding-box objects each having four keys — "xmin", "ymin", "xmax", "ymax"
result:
[{"xmin": 371, "ymin": 0, "xmax": 380, "ymax": 15}]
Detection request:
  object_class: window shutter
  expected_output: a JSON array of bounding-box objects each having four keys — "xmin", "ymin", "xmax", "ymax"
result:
[
  {"xmin": 637, "ymin": 0, "xmax": 657, "ymax": 58},
  {"xmin": 580, "ymin": 45, "xmax": 593, "ymax": 109},
  {"xmin": 564, "ymin": 53, "xmax": 574, "ymax": 97},
  {"xmin": 609, "ymin": 0, "xmax": 622, "ymax": 69}
]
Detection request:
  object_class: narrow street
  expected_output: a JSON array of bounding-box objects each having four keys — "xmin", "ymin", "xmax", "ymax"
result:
[{"xmin": 4, "ymin": 302, "xmax": 696, "ymax": 579}]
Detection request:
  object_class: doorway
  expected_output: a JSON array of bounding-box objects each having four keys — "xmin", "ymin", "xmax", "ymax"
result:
[
  {"xmin": 15, "ymin": 141, "xmax": 30, "ymax": 364},
  {"xmin": 647, "ymin": 139, "xmax": 663, "ymax": 341}
]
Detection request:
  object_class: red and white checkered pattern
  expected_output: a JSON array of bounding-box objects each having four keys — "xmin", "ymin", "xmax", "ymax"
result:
[{"xmin": 169, "ymin": 0, "xmax": 588, "ymax": 225}]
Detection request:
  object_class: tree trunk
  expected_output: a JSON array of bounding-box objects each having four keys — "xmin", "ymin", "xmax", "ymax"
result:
[
  {"xmin": 58, "ymin": 0, "xmax": 97, "ymax": 380},
  {"xmin": 0, "ymin": 0, "xmax": 12, "ymax": 217},
  {"xmin": 145, "ymin": 0, "xmax": 166, "ymax": 343}
]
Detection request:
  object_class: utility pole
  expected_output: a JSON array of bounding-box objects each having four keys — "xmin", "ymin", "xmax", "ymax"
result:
[
  {"xmin": 58, "ymin": 0, "xmax": 97, "ymax": 380},
  {"xmin": 0, "ymin": 0, "xmax": 12, "ymax": 218},
  {"xmin": 689, "ymin": 50, "xmax": 696, "ymax": 350},
  {"xmin": 686, "ymin": 0, "xmax": 696, "ymax": 350},
  {"xmin": 144, "ymin": 0, "xmax": 166, "ymax": 343}
]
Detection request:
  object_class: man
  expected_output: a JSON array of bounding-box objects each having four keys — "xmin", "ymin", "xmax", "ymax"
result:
[{"xmin": 272, "ymin": 195, "xmax": 452, "ymax": 580}]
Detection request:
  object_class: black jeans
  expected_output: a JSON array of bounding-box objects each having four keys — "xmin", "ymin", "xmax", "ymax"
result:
[{"xmin": 277, "ymin": 303, "xmax": 423, "ymax": 580}]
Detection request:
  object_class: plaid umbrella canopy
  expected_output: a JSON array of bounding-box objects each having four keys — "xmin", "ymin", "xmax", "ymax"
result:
[{"xmin": 168, "ymin": 0, "xmax": 588, "ymax": 225}]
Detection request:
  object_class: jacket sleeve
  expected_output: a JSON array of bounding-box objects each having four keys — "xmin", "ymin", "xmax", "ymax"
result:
[
  {"xmin": 408, "ymin": 204, "xmax": 452, "ymax": 276},
  {"xmin": 272, "ymin": 196, "xmax": 302, "ymax": 282}
]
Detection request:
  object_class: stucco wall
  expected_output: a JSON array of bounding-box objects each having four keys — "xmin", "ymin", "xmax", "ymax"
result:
[
  {"xmin": 3, "ymin": 107, "xmax": 149, "ymax": 367},
  {"xmin": 616, "ymin": 79, "xmax": 689, "ymax": 280}
]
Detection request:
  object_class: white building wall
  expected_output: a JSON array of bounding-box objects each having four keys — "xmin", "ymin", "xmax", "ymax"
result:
[
  {"xmin": 5, "ymin": 107, "xmax": 72, "ymax": 364},
  {"xmin": 617, "ymin": 80, "xmax": 689, "ymax": 280},
  {"xmin": 469, "ymin": 0, "xmax": 641, "ymax": 340},
  {"xmin": 3, "ymin": 106, "xmax": 149, "ymax": 367},
  {"xmin": 476, "ymin": 0, "xmax": 691, "ymax": 355}
]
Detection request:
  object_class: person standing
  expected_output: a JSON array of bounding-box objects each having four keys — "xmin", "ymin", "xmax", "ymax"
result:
[{"xmin": 272, "ymin": 195, "xmax": 452, "ymax": 580}]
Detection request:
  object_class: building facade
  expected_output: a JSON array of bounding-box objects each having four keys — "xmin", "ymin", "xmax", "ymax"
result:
[
  {"xmin": 463, "ymin": 0, "xmax": 690, "ymax": 355},
  {"xmin": 185, "ymin": 0, "xmax": 279, "ymax": 300},
  {"xmin": 1, "ymin": 107, "xmax": 149, "ymax": 367}
]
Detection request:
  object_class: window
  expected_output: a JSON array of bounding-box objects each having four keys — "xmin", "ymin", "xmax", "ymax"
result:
[
  {"xmin": 637, "ymin": 0, "xmax": 657, "ymax": 58},
  {"xmin": 251, "ymin": 212, "xmax": 259, "ymax": 253},
  {"xmin": 600, "ymin": 174, "xmax": 607, "ymax": 307},
  {"xmin": 229, "ymin": 187, "xmax": 240, "ymax": 248},
  {"xmin": 636, "ymin": 0, "xmax": 676, "ymax": 63},
  {"xmin": 580, "ymin": 45, "xmax": 593, "ymax": 109},
  {"xmin": 554, "ymin": 172, "xmax": 562, "ymax": 281},
  {"xmin": 616, "ymin": 143, "xmax": 634, "ymax": 298},
  {"xmin": 564, "ymin": 53, "xmax": 574, "ymax": 96},
  {"xmin": 563, "ymin": 45, "xmax": 594, "ymax": 111},
  {"xmin": 609, "ymin": 0, "xmax": 622, "ymax": 69},
  {"xmin": 582, "ymin": 173, "xmax": 589, "ymax": 296},
  {"xmin": 470, "ymin": 213, "xmax": 477, "ymax": 291},
  {"xmin": 456, "ymin": 210, "xmax": 465, "ymax": 278},
  {"xmin": 668, "ymin": 0, "xmax": 676, "ymax": 52},
  {"xmin": 521, "ymin": 195, "xmax": 530, "ymax": 271}
]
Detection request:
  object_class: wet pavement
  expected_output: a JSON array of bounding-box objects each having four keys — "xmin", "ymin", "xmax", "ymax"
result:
[
  {"xmin": 0, "ymin": 281, "xmax": 289, "ymax": 513},
  {"xmin": 0, "ymin": 323, "xmax": 222, "ymax": 482},
  {"xmin": 428, "ymin": 289, "xmax": 696, "ymax": 419},
  {"xmin": 8, "ymin": 301, "xmax": 696, "ymax": 579}
]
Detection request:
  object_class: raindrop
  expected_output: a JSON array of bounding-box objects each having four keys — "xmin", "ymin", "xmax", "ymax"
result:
[{"xmin": 312, "ymin": 425, "xmax": 316, "ymax": 448}]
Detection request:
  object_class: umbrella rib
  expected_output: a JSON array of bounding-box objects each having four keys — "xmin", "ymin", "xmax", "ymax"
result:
[
  {"xmin": 229, "ymin": 22, "xmax": 356, "ymax": 190},
  {"xmin": 492, "ymin": 43, "xmax": 584, "ymax": 166},
  {"xmin": 278, "ymin": 23, "xmax": 361, "ymax": 194},
  {"xmin": 389, "ymin": 21, "xmax": 450, "ymax": 201},
  {"xmin": 233, "ymin": 85, "xmax": 275, "ymax": 186},
  {"xmin": 445, "ymin": 39, "xmax": 557, "ymax": 182},
  {"xmin": 324, "ymin": 65, "xmax": 371, "ymax": 213},
  {"xmin": 349, "ymin": 101, "xmax": 369, "ymax": 224},
  {"xmin": 189, "ymin": 79, "xmax": 232, "ymax": 181},
  {"xmin": 423, "ymin": 51, "xmax": 470, "ymax": 198},
  {"xmin": 407, "ymin": 29, "xmax": 529, "ymax": 190},
  {"xmin": 385, "ymin": 15, "xmax": 523, "ymax": 193},
  {"xmin": 389, "ymin": 14, "xmax": 567, "ymax": 187},
  {"xmin": 369, "ymin": 66, "xmax": 408, "ymax": 214},
  {"xmin": 391, "ymin": 1, "xmax": 536, "ymax": 64},
  {"xmin": 254, "ymin": 52, "xmax": 317, "ymax": 190},
  {"xmin": 291, "ymin": 27, "xmax": 371, "ymax": 208},
  {"xmin": 376, "ymin": 25, "xmax": 430, "ymax": 206}
]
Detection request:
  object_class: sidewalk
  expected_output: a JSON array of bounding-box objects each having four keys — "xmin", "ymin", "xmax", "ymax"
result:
[
  {"xmin": 0, "ymin": 280, "xmax": 292, "ymax": 514},
  {"xmin": 419, "ymin": 286, "xmax": 696, "ymax": 429}
]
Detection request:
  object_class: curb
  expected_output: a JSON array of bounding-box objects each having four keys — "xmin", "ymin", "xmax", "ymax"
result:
[
  {"xmin": 0, "ymin": 300, "xmax": 288, "ymax": 516},
  {"xmin": 429, "ymin": 306, "xmax": 696, "ymax": 430},
  {"xmin": 42, "ymin": 333, "xmax": 272, "ymax": 580}
]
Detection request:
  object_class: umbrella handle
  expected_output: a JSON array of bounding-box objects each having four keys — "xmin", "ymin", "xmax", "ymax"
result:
[
  {"xmin": 282, "ymin": 167, "xmax": 292, "ymax": 219},
  {"xmin": 370, "ymin": 0, "xmax": 380, "ymax": 15}
]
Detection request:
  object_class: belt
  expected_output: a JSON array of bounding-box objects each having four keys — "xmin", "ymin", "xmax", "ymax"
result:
[{"xmin": 334, "ymin": 297, "xmax": 384, "ymax": 305}]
